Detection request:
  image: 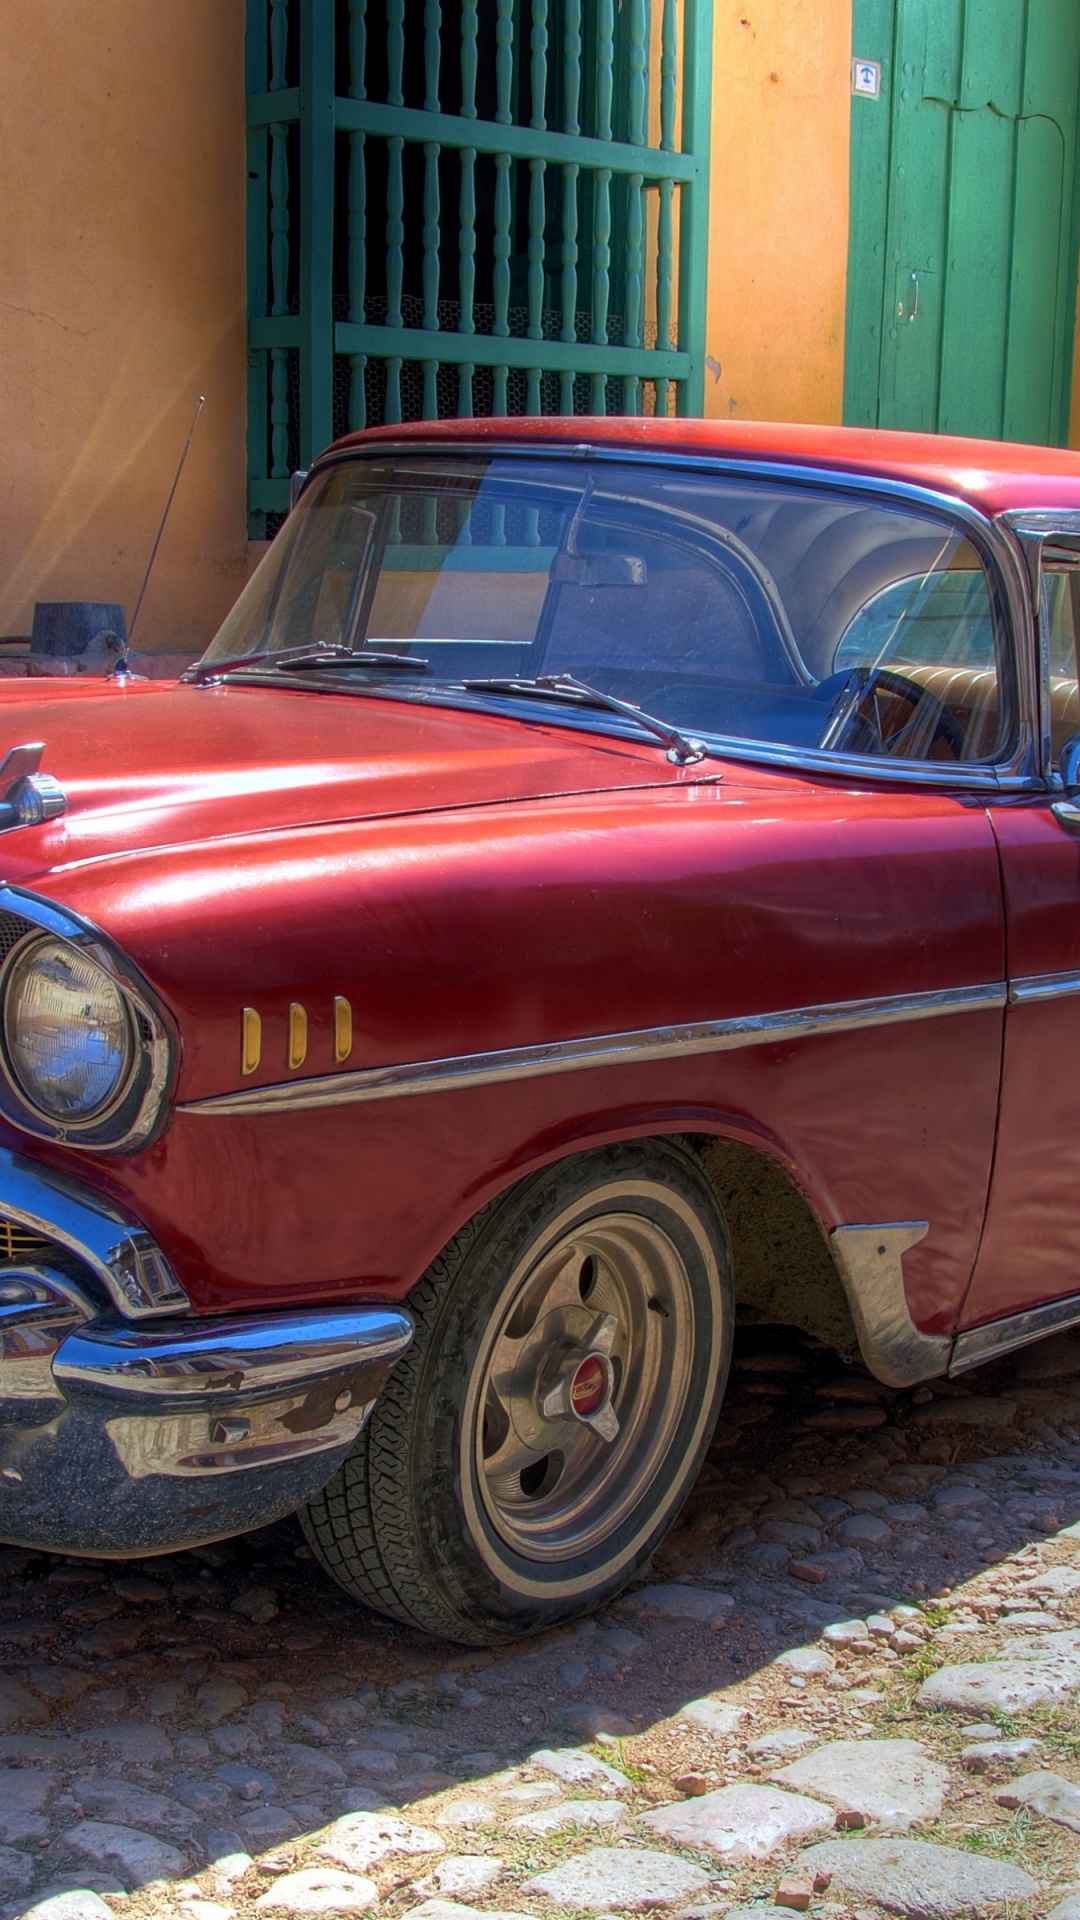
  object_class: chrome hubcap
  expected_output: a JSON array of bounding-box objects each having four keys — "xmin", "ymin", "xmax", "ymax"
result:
[
  {"xmin": 539, "ymin": 1315, "xmax": 619, "ymax": 1440},
  {"xmin": 471, "ymin": 1204, "xmax": 695, "ymax": 1563}
]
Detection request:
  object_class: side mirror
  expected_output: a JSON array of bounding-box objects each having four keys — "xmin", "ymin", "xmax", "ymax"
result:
[{"xmin": 1052, "ymin": 732, "xmax": 1080, "ymax": 829}]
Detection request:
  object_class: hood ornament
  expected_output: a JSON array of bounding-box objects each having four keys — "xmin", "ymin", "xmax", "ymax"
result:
[{"xmin": 0, "ymin": 743, "xmax": 67, "ymax": 830}]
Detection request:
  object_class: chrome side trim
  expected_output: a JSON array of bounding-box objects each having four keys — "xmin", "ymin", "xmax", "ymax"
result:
[
  {"xmin": 1009, "ymin": 970, "xmax": 1080, "ymax": 1005},
  {"xmin": 0, "ymin": 1146, "xmax": 190, "ymax": 1318},
  {"xmin": 183, "ymin": 981, "xmax": 1007, "ymax": 1118},
  {"xmin": 950, "ymin": 1292, "xmax": 1080, "ymax": 1375},
  {"xmin": 829, "ymin": 1222, "xmax": 950, "ymax": 1387}
]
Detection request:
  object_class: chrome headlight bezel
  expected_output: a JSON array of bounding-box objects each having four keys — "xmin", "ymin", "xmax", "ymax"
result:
[{"xmin": 0, "ymin": 887, "xmax": 176, "ymax": 1153}]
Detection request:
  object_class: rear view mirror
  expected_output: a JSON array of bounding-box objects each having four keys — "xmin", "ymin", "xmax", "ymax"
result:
[{"xmin": 551, "ymin": 552, "xmax": 647, "ymax": 587}]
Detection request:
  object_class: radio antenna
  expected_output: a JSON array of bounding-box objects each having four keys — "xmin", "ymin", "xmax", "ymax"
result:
[{"xmin": 128, "ymin": 395, "xmax": 206, "ymax": 645}]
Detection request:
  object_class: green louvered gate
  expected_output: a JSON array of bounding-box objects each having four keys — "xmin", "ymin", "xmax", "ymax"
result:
[{"xmin": 246, "ymin": 0, "xmax": 713, "ymax": 530}]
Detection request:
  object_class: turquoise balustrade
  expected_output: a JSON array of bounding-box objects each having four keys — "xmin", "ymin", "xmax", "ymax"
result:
[{"xmin": 246, "ymin": 0, "xmax": 713, "ymax": 528}]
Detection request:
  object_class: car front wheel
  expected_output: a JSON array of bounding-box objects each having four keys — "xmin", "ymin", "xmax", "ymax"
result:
[{"xmin": 300, "ymin": 1140, "xmax": 733, "ymax": 1644}]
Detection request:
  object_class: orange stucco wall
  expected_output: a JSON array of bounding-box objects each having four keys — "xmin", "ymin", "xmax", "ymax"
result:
[
  {"xmin": 0, "ymin": 2, "xmax": 248, "ymax": 652},
  {"xmin": 704, "ymin": 0, "xmax": 851, "ymax": 427}
]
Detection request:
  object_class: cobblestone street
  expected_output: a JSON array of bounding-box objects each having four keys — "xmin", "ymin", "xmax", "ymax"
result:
[{"xmin": 6, "ymin": 1325, "xmax": 1080, "ymax": 1920}]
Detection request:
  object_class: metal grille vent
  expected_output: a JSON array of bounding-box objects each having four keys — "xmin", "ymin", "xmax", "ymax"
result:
[
  {"xmin": 0, "ymin": 1216, "xmax": 55, "ymax": 1264},
  {"xmin": 0, "ymin": 912, "xmax": 34, "ymax": 964}
]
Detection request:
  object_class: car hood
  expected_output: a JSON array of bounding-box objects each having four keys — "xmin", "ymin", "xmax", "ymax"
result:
[{"xmin": 0, "ymin": 678, "xmax": 709, "ymax": 878}]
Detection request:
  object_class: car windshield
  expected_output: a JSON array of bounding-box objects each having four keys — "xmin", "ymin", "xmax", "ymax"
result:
[{"xmin": 200, "ymin": 454, "xmax": 1010, "ymax": 764}]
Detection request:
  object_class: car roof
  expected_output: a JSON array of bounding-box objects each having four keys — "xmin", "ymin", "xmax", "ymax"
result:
[{"xmin": 328, "ymin": 414, "xmax": 1080, "ymax": 518}]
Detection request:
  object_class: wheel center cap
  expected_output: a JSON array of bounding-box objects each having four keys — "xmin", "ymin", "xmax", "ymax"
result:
[
  {"xmin": 569, "ymin": 1353, "xmax": 609, "ymax": 1419},
  {"xmin": 536, "ymin": 1313, "xmax": 620, "ymax": 1442}
]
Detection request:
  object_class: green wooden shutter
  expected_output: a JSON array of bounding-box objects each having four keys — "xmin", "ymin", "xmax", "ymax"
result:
[
  {"xmin": 247, "ymin": 0, "xmax": 714, "ymax": 529},
  {"xmin": 844, "ymin": 0, "xmax": 1080, "ymax": 447}
]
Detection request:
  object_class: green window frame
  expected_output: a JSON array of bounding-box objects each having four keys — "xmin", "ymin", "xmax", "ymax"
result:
[{"xmin": 246, "ymin": 0, "xmax": 713, "ymax": 532}]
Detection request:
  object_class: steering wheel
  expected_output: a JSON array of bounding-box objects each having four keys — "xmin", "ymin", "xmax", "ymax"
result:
[{"xmin": 813, "ymin": 665, "xmax": 967, "ymax": 760}]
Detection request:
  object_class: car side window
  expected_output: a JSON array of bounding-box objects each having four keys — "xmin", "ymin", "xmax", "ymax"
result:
[
  {"xmin": 822, "ymin": 550, "xmax": 1004, "ymax": 763},
  {"xmin": 632, "ymin": 479, "xmax": 1012, "ymax": 767}
]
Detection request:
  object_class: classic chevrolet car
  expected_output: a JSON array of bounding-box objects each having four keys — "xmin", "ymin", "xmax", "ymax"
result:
[{"xmin": 3, "ymin": 415, "xmax": 1080, "ymax": 1643}]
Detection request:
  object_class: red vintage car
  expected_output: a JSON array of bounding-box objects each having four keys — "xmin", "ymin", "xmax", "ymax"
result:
[{"xmin": 1, "ymin": 415, "xmax": 1080, "ymax": 1644}]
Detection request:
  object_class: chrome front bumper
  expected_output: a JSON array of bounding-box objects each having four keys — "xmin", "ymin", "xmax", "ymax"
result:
[{"xmin": 0, "ymin": 1149, "xmax": 412, "ymax": 1554}]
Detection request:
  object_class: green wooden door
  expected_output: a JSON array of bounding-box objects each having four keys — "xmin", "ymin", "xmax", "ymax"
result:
[{"xmin": 845, "ymin": 0, "xmax": 1080, "ymax": 444}]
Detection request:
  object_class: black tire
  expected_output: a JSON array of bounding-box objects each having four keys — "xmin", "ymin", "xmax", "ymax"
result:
[{"xmin": 300, "ymin": 1139, "xmax": 733, "ymax": 1644}]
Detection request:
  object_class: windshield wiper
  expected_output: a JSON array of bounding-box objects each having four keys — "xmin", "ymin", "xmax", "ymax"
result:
[
  {"xmin": 461, "ymin": 673, "xmax": 706, "ymax": 765},
  {"xmin": 186, "ymin": 643, "xmax": 429, "ymax": 684},
  {"xmin": 268, "ymin": 648, "xmax": 430, "ymax": 673}
]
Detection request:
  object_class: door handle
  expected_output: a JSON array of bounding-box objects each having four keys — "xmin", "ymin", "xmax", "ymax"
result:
[{"xmin": 907, "ymin": 270, "xmax": 919, "ymax": 322}]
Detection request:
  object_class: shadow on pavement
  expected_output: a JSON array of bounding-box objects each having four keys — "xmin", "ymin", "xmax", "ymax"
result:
[{"xmin": 2, "ymin": 1320, "xmax": 1080, "ymax": 1912}]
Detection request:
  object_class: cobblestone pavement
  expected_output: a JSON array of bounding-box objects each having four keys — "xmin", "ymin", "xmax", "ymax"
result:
[{"xmin": 7, "ymin": 1326, "xmax": 1080, "ymax": 1920}]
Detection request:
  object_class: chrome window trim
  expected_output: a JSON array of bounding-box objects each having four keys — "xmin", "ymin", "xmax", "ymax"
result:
[
  {"xmin": 294, "ymin": 440, "xmax": 1039, "ymax": 792},
  {"xmin": 1000, "ymin": 507, "xmax": 1080, "ymax": 789},
  {"xmin": 1038, "ymin": 559, "xmax": 1057, "ymax": 784},
  {"xmin": 1003, "ymin": 509, "xmax": 1080, "ymax": 540},
  {"xmin": 0, "ymin": 885, "xmax": 176, "ymax": 1154},
  {"xmin": 182, "ymin": 980, "xmax": 1007, "ymax": 1118}
]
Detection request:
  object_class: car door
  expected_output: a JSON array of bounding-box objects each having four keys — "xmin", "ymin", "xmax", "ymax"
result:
[
  {"xmin": 957, "ymin": 523, "xmax": 1080, "ymax": 1365},
  {"xmin": 493, "ymin": 461, "xmax": 1014, "ymax": 1363}
]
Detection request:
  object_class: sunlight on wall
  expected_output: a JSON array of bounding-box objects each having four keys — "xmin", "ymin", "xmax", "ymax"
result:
[
  {"xmin": 704, "ymin": 0, "xmax": 851, "ymax": 429},
  {"xmin": 0, "ymin": 2, "xmax": 248, "ymax": 651}
]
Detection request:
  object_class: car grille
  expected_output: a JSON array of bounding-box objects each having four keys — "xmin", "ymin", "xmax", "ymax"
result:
[
  {"xmin": 0, "ymin": 912, "xmax": 34, "ymax": 964},
  {"xmin": 0, "ymin": 1216, "xmax": 56, "ymax": 1264}
]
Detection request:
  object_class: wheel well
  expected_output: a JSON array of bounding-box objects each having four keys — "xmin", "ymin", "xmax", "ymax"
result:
[{"xmin": 691, "ymin": 1135, "xmax": 859, "ymax": 1357}]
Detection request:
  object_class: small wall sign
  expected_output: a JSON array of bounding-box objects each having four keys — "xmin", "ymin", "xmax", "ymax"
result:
[{"xmin": 852, "ymin": 58, "xmax": 881, "ymax": 98}]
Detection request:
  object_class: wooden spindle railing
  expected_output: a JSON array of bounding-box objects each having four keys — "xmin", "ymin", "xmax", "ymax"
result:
[
  {"xmin": 560, "ymin": 163, "xmax": 579, "ymax": 413},
  {"xmin": 461, "ymin": 0, "xmax": 478, "ymax": 120},
  {"xmin": 422, "ymin": 0, "xmax": 443, "ymax": 402},
  {"xmin": 531, "ymin": 0, "xmax": 549, "ymax": 133},
  {"xmin": 655, "ymin": 0, "xmax": 679, "ymax": 414},
  {"xmin": 589, "ymin": 0, "xmax": 614, "ymax": 413},
  {"xmin": 622, "ymin": 0, "xmax": 647, "ymax": 414},
  {"xmin": 246, "ymin": 0, "xmax": 713, "ymax": 517},
  {"xmin": 347, "ymin": 0, "xmax": 368, "ymax": 430},
  {"xmin": 268, "ymin": 0, "xmax": 291, "ymax": 476}
]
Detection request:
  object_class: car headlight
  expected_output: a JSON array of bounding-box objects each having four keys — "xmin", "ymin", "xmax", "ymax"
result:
[{"xmin": 3, "ymin": 937, "xmax": 135, "ymax": 1121}]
